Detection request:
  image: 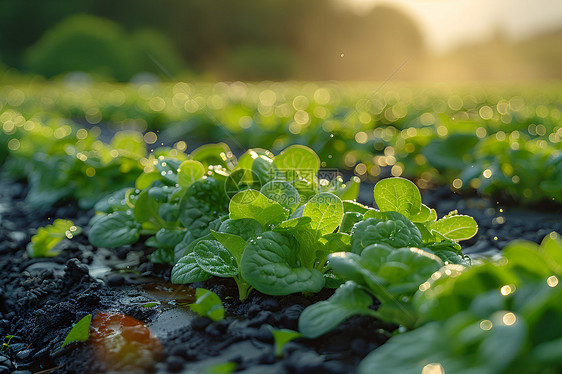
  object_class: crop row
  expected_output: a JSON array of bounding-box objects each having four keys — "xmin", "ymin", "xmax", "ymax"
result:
[
  {"xmin": 25, "ymin": 139, "xmax": 562, "ymax": 373},
  {"xmin": 1, "ymin": 82, "xmax": 561, "ymax": 204}
]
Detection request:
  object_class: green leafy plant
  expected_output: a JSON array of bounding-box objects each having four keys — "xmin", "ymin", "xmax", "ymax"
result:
[
  {"xmin": 359, "ymin": 232, "xmax": 562, "ymax": 374},
  {"xmin": 299, "ymin": 246, "xmax": 443, "ymax": 336},
  {"xmin": 1, "ymin": 335, "xmax": 13, "ymax": 352},
  {"xmin": 142, "ymin": 302, "xmax": 161, "ymax": 308},
  {"xmin": 26, "ymin": 219, "xmax": 81, "ymax": 258},
  {"xmin": 269, "ymin": 327, "xmax": 302, "ymax": 357},
  {"xmin": 189, "ymin": 288, "xmax": 225, "ymax": 322},
  {"xmin": 88, "ymin": 147, "xmax": 229, "ymax": 264},
  {"xmin": 170, "ymin": 145, "xmax": 358, "ymax": 299},
  {"xmin": 299, "ymin": 177, "xmax": 477, "ymax": 336},
  {"xmin": 61, "ymin": 314, "xmax": 92, "ymax": 348},
  {"xmin": 1, "ymin": 119, "xmax": 148, "ymax": 210}
]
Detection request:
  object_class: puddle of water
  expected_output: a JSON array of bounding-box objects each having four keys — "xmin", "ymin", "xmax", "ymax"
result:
[
  {"xmin": 91, "ymin": 312, "xmax": 163, "ymax": 373},
  {"xmin": 141, "ymin": 283, "xmax": 196, "ymax": 305},
  {"xmin": 87, "ymin": 248, "xmax": 145, "ymax": 280},
  {"xmin": 86, "ymin": 248, "xmax": 202, "ymax": 348},
  {"xmin": 140, "ymin": 283, "xmax": 199, "ymax": 338}
]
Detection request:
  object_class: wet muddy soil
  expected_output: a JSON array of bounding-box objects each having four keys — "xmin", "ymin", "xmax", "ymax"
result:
[{"xmin": 1, "ymin": 180, "xmax": 561, "ymax": 374}]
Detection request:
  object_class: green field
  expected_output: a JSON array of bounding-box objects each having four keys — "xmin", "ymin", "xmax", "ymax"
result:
[{"xmin": 2, "ymin": 82, "xmax": 561, "ymax": 206}]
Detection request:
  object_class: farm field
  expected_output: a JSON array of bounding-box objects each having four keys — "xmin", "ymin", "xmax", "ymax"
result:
[{"xmin": 1, "ymin": 81, "xmax": 561, "ymax": 374}]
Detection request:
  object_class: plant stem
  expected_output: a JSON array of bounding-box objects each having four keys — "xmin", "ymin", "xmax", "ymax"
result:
[{"xmin": 234, "ymin": 277, "xmax": 253, "ymax": 301}]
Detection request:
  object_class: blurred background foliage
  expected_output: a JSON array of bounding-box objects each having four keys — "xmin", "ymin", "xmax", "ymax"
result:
[{"xmin": 0, "ymin": 0, "xmax": 561, "ymax": 81}]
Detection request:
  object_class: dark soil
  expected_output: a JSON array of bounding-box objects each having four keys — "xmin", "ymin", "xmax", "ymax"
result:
[{"xmin": 0, "ymin": 179, "xmax": 561, "ymax": 374}]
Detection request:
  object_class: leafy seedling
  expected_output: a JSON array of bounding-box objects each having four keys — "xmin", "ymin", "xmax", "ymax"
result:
[
  {"xmin": 269, "ymin": 327, "xmax": 302, "ymax": 357},
  {"xmin": 358, "ymin": 232, "xmax": 562, "ymax": 374},
  {"xmin": 142, "ymin": 302, "xmax": 161, "ymax": 308},
  {"xmin": 27, "ymin": 219, "xmax": 81, "ymax": 258},
  {"xmin": 1, "ymin": 335, "xmax": 13, "ymax": 352},
  {"xmin": 189, "ymin": 288, "xmax": 225, "ymax": 322},
  {"xmin": 299, "ymin": 177, "xmax": 478, "ymax": 336},
  {"xmin": 61, "ymin": 314, "xmax": 92, "ymax": 348},
  {"xmin": 202, "ymin": 361, "xmax": 237, "ymax": 374}
]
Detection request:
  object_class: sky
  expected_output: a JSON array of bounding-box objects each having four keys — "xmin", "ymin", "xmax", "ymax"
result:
[{"xmin": 345, "ymin": 0, "xmax": 562, "ymax": 53}]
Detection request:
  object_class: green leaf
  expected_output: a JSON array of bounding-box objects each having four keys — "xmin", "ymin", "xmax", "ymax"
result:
[
  {"xmin": 273, "ymin": 216, "xmax": 318, "ymax": 268},
  {"xmin": 171, "ymin": 253, "xmax": 212, "ymax": 284},
  {"xmin": 179, "ymin": 177, "xmax": 229, "ymax": 238},
  {"xmin": 190, "ymin": 143, "xmax": 234, "ymax": 169},
  {"xmin": 155, "ymin": 158, "xmax": 181, "ymax": 184},
  {"xmin": 110, "ymin": 131, "xmax": 146, "ymax": 159},
  {"xmin": 303, "ymin": 192, "xmax": 344, "ymax": 237},
  {"xmin": 540, "ymin": 232, "xmax": 562, "ymax": 274},
  {"xmin": 202, "ymin": 362, "xmax": 237, "ymax": 374},
  {"xmin": 290, "ymin": 204, "xmax": 305, "ymax": 219},
  {"xmin": 135, "ymin": 171, "xmax": 162, "ymax": 190},
  {"xmin": 328, "ymin": 251, "xmax": 379, "ymax": 286},
  {"xmin": 328, "ymin": 245, "xmax": 441, "ymax": 327},
  {"xmin": 155, "ymin": 228, "xmax": 185, "ymax": 248},
  {"xmin": 61, "ymin": 314, "xmax": 92, "ymax": 348},
  {"xmin": 379, "ymin": 248, "xmax": 442, "ymax": 295},
  {"xmin": 260, "ymin": 181, "xmax": 300, "ymax": 211},
  {"xmin": 374, "ymin": 177, "xmax": 421, "ymax": 218},
  {"xmin": 317, "ymin": 232, "xmax": 352, "ymax": 266},
  {"xmin": 145, "ymin": 236, "xmax": 160, "ymax": 248},
  {"xmin": 211, "ymin": 230, "xmax": 247, "ymax": 266},
  {"xmin": 158, "ymin": 202, "xmax": 180, "ymax": 222},
  {"xmin": 235, "ymin": 148, "xmax": 272, "ymax": 170},
  {"xmin": 299, "ymin": 282, "xmax": 374, "ymax": 338},
  {"xmin": 290, "ymin": 178, "xmax": 318, "ymax": 203},
  {"xmin": 225, "ymin": 168, "xmax": 260, "ymax": 199},
  {"xmin": 142, "ymin": 302, "xmax": 161, "ymax": 308},
  {"xmin": 478, "ymin": 311, "xmax": 526, "ymax": 371},
  {"xmin": 27, "ymin": 219, "xmax": 81, "ymax": 258},
  {"xmin": 88, "ymin": 211, "xmax": 139, "ymax": 248},
  {"xmin": 333, "ymin": 178, "xmax": 360, "ymax": 201},
  {"xmin": 148, "ymin": 186, "xmax": 169, "ymax": 203},
  {"xmin": 339, "ymin": 212, "xmax": 364, "ymax": 234},
  {"xmin": 427, "ymin": 208, "xmax": 438, "ymax": 222},
  {"xmin": 430, "ymin": 215, "xmax": 478, "ymax": 241},
  {"xmin": 269, "ymin": 327, "xmax": 302, "ymax": 357},
  {"xmin": 274, "ymin": 216, "xmax": 313, "ymax": 231},
  {"xmin": 320, "ymin": 232, "xmax": 351, "ymax": 253},
  {"xmin": 422, "ymin": 133, "xmax": 479, "ymax": 171},
  {"xmin": 241, "ymin": 231, "xmax": 324, "ymax": 295},
  {"xmin": 409, "ymin": 204, "xmax": 431, "ymax": 223},
  {"xmin": 229, "ymin": 189, "xmax": 289, "ymax": 227},
  {"xmin": 134, "ymin": 188, "xmax": 164, "ymax": 228},
  {"xmin": 273, "ymin": 145, "xmax": 320, "ymax": 177},
  {"xmin": 189, "ymin": 288, "xmax": 225, "ymax": 322},
  {"xmin": 428, "ymin": 249, "xmax": 471, "ymax": 266},
  {"xmin": 503, "ymin": 242, "xmax": 552, "ymax": 279},
  {"xmin": 350, "ymin": 216, "xmax": 423, "ymax": 255},
  {"xmin": 252, "ymin": 155, "xmax": 277, "ymax": 185},
  {"xmin": 194, "ymin": 240, "xmax": 239, "ymax": 277},
  {"xmin": 178, "ymin": 160, "xmax": 206, "ymax": 187},
  {"xmin": 149, "ymin": 247, "xmax": 175, "ymax": 264},
  {"xmin": 174, "ymin": 232, "xmax": 213, "ymax": 262},
  {"xmin": 357, "ymin": 322, "xmax": 443, "ymax": 374},
  {"xmin": 218, "ymin": 218, "xmax": 263, "ymax": 241},
  {"xmin": 94, "ymin": 188, "xmax": 130, "ymax": 213},
  {"xmin": 343, "ymin": 200, "xmax": 371, "ymax": 214},
  {"xmin": 413, "ymin": 263, "xmax": 514, "ymax": 322}
]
